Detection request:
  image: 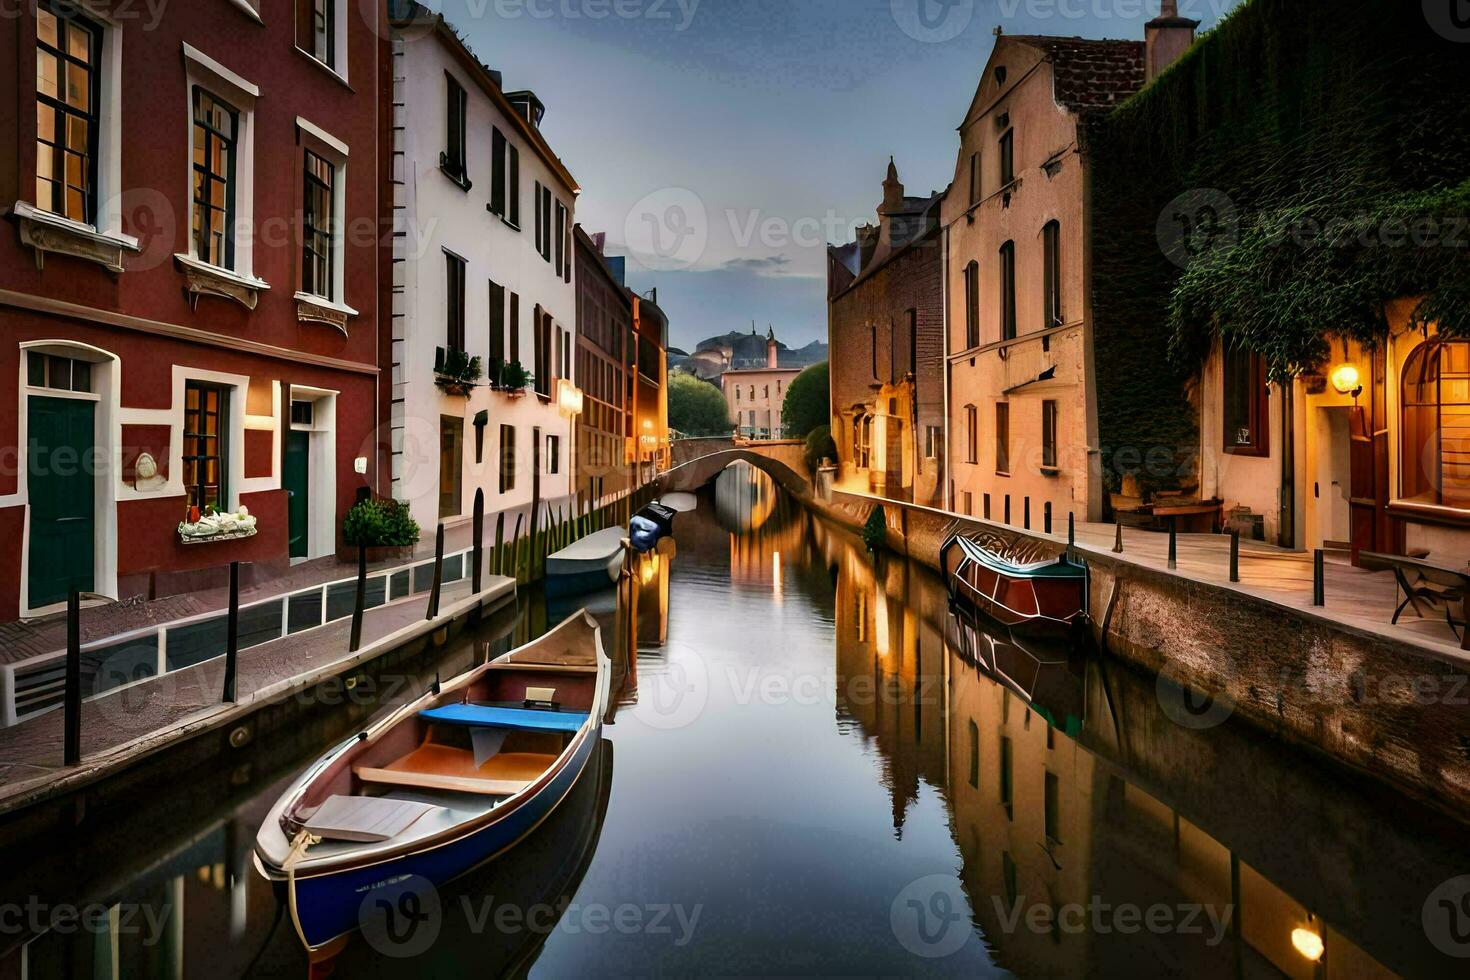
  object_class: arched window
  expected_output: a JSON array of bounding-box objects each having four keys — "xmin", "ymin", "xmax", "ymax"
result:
[{"xmin": 1402, "ymin": 340, "xmax": 1470, "ymax": 507}]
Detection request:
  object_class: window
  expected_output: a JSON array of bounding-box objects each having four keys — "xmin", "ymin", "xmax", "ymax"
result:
[
  {"xmin": 968, "ymin": 152, "xmax": 980, "ymax": 206},
  {"xmin": 301, "ymin": 149, "xmax": 335, "ymax": 299},
  {"xmin": 996, "ymin": 402, "xmax": 1010, "ymax": 474},
  {"xmin": 533, "ymin": 180, "xmax": 543, "ymax": 254},
  {"xmin": 735, "ymin": 387, "xmax": 740, "ymax": 403},
  {"xmin": 297, "ymin": 0, "xmax": 335, "ymax": 68},
  {"xmin": 490, "ymin": 126, "xmax": 507, "ymax": 217},
  {"xmin": 1044, "ymin": 771, "xmax": 1061, "ymax": 843},
  {"xmin": 1402, "ymin": 340, "xmax": 1470, "ymax": 507},
  {"xmin": 999, "ymin": 241, "xmax": 1016, "ymax": 341},
  {"xmin": 999, "ymin": 128, "xmax": 1014, "ymax": 186},
  {"xmin": 964, "ymin": 404, "xmax": 978, "ymax": 464},
  {"xmin": 509, "ymin": 291, "xmax": 521, "ymax": 364},
  {"xmin": 445, "ymin": 251, "xmax": 466, "ymax": 350},
  {"xmin": 1042, "ymin": 400, "xmax": 1058, "ymax": 470},
  {"xmin": 554, "ymin": 200, "xmax": 567, "ymax": 278},
  {"xmin": 35, "ymin": 3, "xmax": 101, "ymax": 224},
  {"xmin": 191, "ymin": 90, "xmax": 237, "ymax": 268},
  {"xmin": 541, "ymin": 185, "xmax": 553, "ymax": 262},
  {"xmin": 438, "ymin": 415, "xmax": 463, "ymax": 518},
  {"xmin": 533, "ymin": 307, "xmax": 552, "ymax": 397},
  {"xmin": 498, "ymin": 424, "xmax": 516, "ymax": 492},
  {"xmin": 999, "ymin": 736, "xmax": 1013, "ymax": 817},
  {"xmin": 488, "ymin": 279, "xmax": 506, "ymax": 365},
  {"xmin": 967, "ymin": 720, "xmax": 979, "ymax": 787},
  {"xmin": 442, "ymin": 74, "xmax": 468, "ymax": 187},
  {"xmin": 183, "ymin": 382, "xmax": 229, "ymax": 513},
  {"xmin": 547, "ymin": 434, "xmax": 560, "ymax": 474},
  {"xmin": 291, "ymin": 399, "xmax": 314, "ymax": 426},
  {"xmin": 962, "ymin": 491, "xmax": 973, "ymax": 516},
  {"xmin": 964, "ymin": 261, "xmax": 980, "ymax": 349},
  {"xmin": 27, "ymin": 352, "xmax": 91, "ymax": 393},
  {"xmin": 508, "ymin": 145, "xmax": 520, "ymax": 227},
  {"xmin": 1042, "ymin": 220, "xmax": 1062, "ymax": 328},
  {"xmin": 1222, "ymin": 346, "xmax": 1268, "ymax": 456},
  {"xmin": 925, "ymin": 425, "xmax": 941, "ymax": 459}
]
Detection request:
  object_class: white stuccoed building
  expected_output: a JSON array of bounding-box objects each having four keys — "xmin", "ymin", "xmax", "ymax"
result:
[{"xmin": 390, "ymin": 9, "xmax": 581, "ymax": 536}]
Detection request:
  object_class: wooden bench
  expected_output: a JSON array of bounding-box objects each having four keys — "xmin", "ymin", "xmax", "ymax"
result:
[
  {"xmin": 1359, "ymin": 551, "xmax": 1470, "ymax": 650},
  {"xmin": 355, "ymin": 743, "xmax": 554, "ymax": 797}
]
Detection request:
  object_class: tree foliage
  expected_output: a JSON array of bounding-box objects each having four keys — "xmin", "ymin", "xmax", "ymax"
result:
[
  {"xmin": 804, "ymin": 424, "xmax": 836, "ymax": 473},
  {"xmin": 668, "ymin": 372, "xmax": 733, "ymax": 437},
  {"xmin": 780, "ymin": 362, "xmax": 829, "ymax": 439}
]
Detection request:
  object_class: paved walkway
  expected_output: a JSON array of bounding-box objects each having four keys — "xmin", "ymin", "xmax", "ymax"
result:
[{"xmin": 0, "ymin": 574, "xmax": 516, "ymax": 815}]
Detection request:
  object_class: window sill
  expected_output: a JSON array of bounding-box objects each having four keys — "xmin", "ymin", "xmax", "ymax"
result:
[
  {"xmin": 294, "ymin": 45, "xmax": 352, "ymax": 91},
  {"xmin": 485, "ymin": 207, "xmax": 522, "ymax": 233},
  {"xmin": 10, "ymin": 202, "xmax": 140, "ymax": 274},
  {"xmin": 1222, "ymin": 445, "xmax": 1270, "ymax": 459},
  {"xmin": 227, "ymin": 0, "xmax": 264, "ymax": 24},
  {"xmin": 1039, "ymin": 465, "xmax": 1061, "ymax": 477},
  {"xmin": 440, "ymin": 161, "xmax": 473, "ymax": 192},
  {"xmin": 295, "ymin": 291, "xmax": 358, "ymax": 336},
  {"xmin": 174, "ymin": 253, "xmax": 269, "ymax": 310}
]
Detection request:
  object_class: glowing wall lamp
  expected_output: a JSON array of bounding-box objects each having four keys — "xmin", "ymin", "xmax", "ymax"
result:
[
  {"xmin": 1291, "ymin": 926, "xmax": 1325, "ymax": 962},
  {"xmin": 1329, "ymin": 363, "xmax": 1362, "ymax": 399},
  {"xmin": 556, "ymin": 379, "xmax": 584, "ymax": 417}
]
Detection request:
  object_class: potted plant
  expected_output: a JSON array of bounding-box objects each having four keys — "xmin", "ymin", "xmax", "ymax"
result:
[
  {"xmin": 435, "ymin": 347, "xmax": 482, "ymax": 397},
  {"xmin": 340, "ymin": 496, "xmax": 421, "ymax": 562},
  {"xmin": 488, "ymin": 358, "xmax": 533, "ymax": 395}
]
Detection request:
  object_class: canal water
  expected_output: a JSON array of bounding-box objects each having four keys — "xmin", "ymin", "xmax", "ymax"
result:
[{"xmin": 4, "ymin": 462, "xmax": 1468, "ymax": 977}]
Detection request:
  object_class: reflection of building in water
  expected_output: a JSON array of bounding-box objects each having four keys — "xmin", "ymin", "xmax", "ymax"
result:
[
  {"xmin": 943, "ymin": 614, "xmax": 1396, "ymax": 978},
  {"xmin": 717, "ymin": 462, "xmax": 811, "ymax": 590},
  {"xmin": 633, "ymin": 542, "xmax": 673, "ymax": 648},
  {"xmin": 831, "ymin": 532, "xmax": 948, "ymax": 837}
]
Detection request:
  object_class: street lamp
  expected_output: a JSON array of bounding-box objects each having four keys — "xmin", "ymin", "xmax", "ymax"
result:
[{"xmin": 1329, "ymin": 363, "xmax": 1362, "ymax": 399}]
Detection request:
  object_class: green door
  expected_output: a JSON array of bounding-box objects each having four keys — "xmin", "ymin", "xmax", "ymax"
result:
[
  {"xmin": 27, "ymin": 396, "xmax": 95, "ymax": 608},
  {"xmin": 284, "ymin": 430, "xmax": 310, "ymax": 558}
]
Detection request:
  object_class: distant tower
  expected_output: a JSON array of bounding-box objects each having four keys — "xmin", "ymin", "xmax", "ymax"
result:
[{"xmin": 766, "ymin": 324, "xmax": 778, "ymax": 369}]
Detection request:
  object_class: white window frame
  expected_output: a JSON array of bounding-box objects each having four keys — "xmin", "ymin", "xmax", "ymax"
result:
[
  {"xmin": 295, "ymin": 0, "xmax": 348, "ymax": 83},
  {"xmin": 180, "ymin": 44, "xmax": 260, "ymax": 282},
  {"xmin": 293, "ymin": 116, "xmax": 354, "ymax": 313}
]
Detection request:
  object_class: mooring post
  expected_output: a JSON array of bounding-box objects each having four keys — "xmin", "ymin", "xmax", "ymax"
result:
[
  {"xmin": 223, "ymin": 561, "xmax": 240, "ymax": 703},
  {"xmin": 1230, "ymin": 531, "xmax": 1240, "ymax": 583},
  {"xmin": 426, "ymin": 523, "xmax": 445, "ymax": 620},
  {"xmin": 1023, "ymin": 497, "xmax": 1031, "ymax": 530},
  {"xmin": 1313, "ymin": 549, "xmax": 1325, "ymax": 606},
  {"xmin": 1167, "ymin": 519, "xmax": 1178, "ymax": 570},
  {"xmin": 1113, "ymin": 522, "xmax": 1124, "ymax": 554},
  {"xmin": 472, "ymin": 487, "xmax": 484, "ymax": 594},
  {"xmin": 349, "ymin": 543, "xmax": 367, "ymax": 653},
  {"xmin": 1044, "ymin": 501, "xmax": 1052, "ymax": 535},
  {"xmin": 63, "ymin": 586, "xmax": 81, "ymax": 766}
]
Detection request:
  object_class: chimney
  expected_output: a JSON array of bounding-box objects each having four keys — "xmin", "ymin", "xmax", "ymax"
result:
[
  {"xmin": 1145, "ymin": 0, "xmax": 1199, "ymax": 82},
  {"xmin": 504, "ymin": 90, "xmax": 546, "ymax": 128},
  {"xmin": 766, "ymin": 326, "xmax": 778, "ymax": 369},
  {"xmin": 880, "ymin": 156, "xmax": 905, "ymax": 216},
  {"xmin": 591, "ymin": 231, "xmax": 607, "ymax": 253}
]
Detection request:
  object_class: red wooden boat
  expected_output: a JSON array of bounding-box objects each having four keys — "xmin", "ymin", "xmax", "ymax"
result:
[{"xmin": 940, "ymin": 526, "xmax": 1089, "ymax": 639}]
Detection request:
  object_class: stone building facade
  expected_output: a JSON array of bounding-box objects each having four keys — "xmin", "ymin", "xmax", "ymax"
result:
[{"xmin": 827, "ymin": 160, "xmax": 946, "ymax": 506}]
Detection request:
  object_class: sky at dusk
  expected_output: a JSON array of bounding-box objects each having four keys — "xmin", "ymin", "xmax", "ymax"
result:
[{"xmin": 437, "ymin": 0, "xmax": 1244, "ymax": 352}]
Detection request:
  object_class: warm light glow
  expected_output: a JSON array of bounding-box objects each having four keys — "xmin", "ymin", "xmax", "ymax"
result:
[
  {"xmin": 1329, "ymin": 363, "xmax": 1361, "ymax": 395},
  {"xmin": 1291, "ymin": 927, "xmax": 1324, "ymax": 961},
  {"xmin": 772, "ymin": 551, "xmax": 782, "ymax": 596},
  {"xmin": 556, "ymin": 379, "xmax": 584, "ymax": 416}
]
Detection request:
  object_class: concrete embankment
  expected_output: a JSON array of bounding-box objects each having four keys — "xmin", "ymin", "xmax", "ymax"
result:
[{"xmin": 801, "ymin": 485, "xmax": 1470, "ymax": 823}]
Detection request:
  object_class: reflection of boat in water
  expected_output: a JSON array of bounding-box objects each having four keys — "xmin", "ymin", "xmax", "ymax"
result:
[
  {"xmin": 546, "ymin": 527, "xmax": 627, "ymax": 597},
  {"xmin": 941, "ymin": 526, "xmax": 1088, "ymax": 640},
  {"xmin": 948, "ymin": 606, "xmax": 1087, "ymax": 736},
  {"xmin": 254, "ymin": 611, "xmax": 611, "ymax": 957}
]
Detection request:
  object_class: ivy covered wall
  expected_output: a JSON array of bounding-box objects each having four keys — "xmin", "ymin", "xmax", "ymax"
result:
[{"xmin": 1086, "ymin": 0, "xmax": 1470, "ymax": 492}]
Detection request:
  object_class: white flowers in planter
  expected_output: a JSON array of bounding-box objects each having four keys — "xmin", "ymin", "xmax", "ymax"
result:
[{"xmin": 179, "ymin": 505, "xmax": 259, "ymax": 542}]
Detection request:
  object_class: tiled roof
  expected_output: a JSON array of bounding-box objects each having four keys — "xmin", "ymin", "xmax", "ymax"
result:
[{"xmin": 1008, "ymin": 36, "xmax": 1147, "ymax": 114}]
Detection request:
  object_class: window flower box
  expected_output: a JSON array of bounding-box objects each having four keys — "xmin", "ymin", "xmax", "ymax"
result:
[
  {"xmin": 179, "ymin": 508, "xmax": 259, "ymax": 544},
  {"xmin": 434, "ymin": 346, "xmax": 482, "ymax": 397}
]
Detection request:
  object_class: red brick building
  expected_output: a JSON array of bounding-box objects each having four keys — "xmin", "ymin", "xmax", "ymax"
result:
[
  {"xmin": 0, "ymin": 1, "xmax": 389, "ymax": 620},
  {"xmin": 827, "ymin": 159, "xmax": 946, "ymax": 506}
]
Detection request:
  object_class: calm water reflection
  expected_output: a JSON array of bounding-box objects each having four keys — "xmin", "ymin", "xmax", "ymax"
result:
[{"xmin": 4, "ymin": 462, "xmax": 1467, "ymax": 977}]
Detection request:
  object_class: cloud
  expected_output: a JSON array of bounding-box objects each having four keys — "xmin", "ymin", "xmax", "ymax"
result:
[{"xmin": 717, "ymin": 255, "xmax": 792, "ymax": 273}]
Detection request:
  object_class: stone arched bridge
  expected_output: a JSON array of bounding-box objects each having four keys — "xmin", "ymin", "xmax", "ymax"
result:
[{"xmin": 655, "ymin": 439, "xmax": 812, "ymax": 498}]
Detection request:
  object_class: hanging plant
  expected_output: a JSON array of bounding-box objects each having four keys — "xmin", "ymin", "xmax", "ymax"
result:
[{"xmin": 435, "ymin": 348, "xmax": 482, "ymax": 397}]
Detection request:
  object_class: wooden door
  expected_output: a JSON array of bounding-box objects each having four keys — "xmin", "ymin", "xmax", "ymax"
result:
[
  {"xmin": 284, "ymin": 430, "xmax": 310, "ymax": 558},
  {"xmin": 27, "ymin": 396, "xmax": 95, "ymax": 607},
  {"xmin": 1349, "ymin": 348, "xmax": 1392, "ymax": 563}
]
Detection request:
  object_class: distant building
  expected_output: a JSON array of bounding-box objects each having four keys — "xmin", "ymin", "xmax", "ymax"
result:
[
  {"xmin": 573, "ymin": 226, "xmax": 632, "ymax": 503},
  {"xmin": 630, "ymin": 289, "xmax": 671, "ymax": 479},
  {"xmin": 722, "ymin": 328, "xmax": 801, "ymax": 439},
  {"xmin": 828, "ymin": 159, "xmax": 946, "ymax": 506}
]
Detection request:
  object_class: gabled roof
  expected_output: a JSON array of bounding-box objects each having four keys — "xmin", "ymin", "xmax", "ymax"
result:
[{"xmin": 1004, "ymin": 35, "xmax": 1146, "ymax": 115}]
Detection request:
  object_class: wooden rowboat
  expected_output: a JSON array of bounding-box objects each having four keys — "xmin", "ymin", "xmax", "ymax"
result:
[
  {"xmin": 941, "ymin": 526, "xmax": 1089, "ymax": 640},
  {"xmin": 253, "ymin": 610, "xmax": 611, "ymax": 956}
]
